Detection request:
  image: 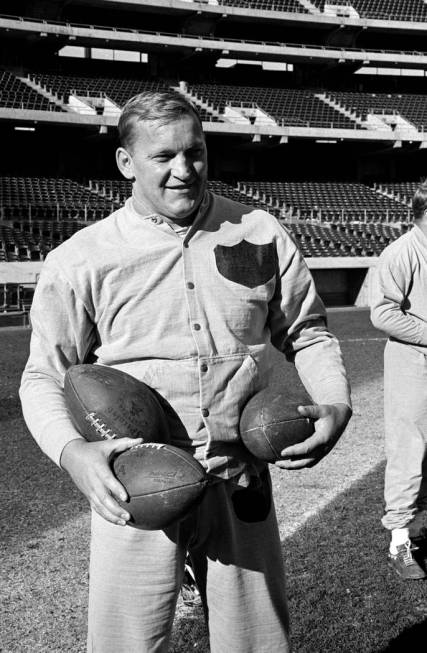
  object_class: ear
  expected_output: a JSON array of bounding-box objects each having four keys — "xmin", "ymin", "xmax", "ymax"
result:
[{"xmin": 116, "ymin": 147, "xmax": 135, "ymax": 181}]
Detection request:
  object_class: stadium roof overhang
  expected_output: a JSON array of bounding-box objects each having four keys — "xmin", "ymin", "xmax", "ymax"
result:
[{"xmin": 2, "ymin": 15, "xmax": 427, "ymax": 69}]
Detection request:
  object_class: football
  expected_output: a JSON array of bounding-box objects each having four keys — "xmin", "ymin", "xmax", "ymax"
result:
[
  {"xmin": 113, "ymin": 443, "xmax": 208, "ymax": 530},
  {"xmin": 239, "ymin": 384, "xmax": 315, "ymax": 463},
  {"xmin": 64, "ymin": 364, "xmax": 170, "ymax": 444}
]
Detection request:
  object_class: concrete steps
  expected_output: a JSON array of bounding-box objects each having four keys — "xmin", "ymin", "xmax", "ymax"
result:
[
  {"xmin": 18, "ymin": 75, "xmax": 70, "ymax": 111},
  {"xmin": 298, "ymin": 0, "xmax": 321, "ymax": 14},
  {"xmin": 315, "ymin": 92, "xmax": 366, "ymax": 128},
  {"xmin": 173, "ymin": 83, "xmax": 223, "ymax": 121}
]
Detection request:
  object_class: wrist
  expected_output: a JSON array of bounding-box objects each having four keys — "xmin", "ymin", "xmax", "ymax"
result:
[
  {"xmin": 60, "ymin": 437, "xmax": 86, "ymax": 471},
  {"xmin": 334, "ymin": 402, "xmax": 352, "ymax": 416}
]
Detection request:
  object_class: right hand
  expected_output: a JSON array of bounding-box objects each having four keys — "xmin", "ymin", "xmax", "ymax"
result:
[{"xmin": 60, "ymin": 437, "xmax": 143, "ymax": 525}]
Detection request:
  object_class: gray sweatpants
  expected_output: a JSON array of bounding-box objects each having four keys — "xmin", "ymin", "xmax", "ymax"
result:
[
  {"xmin": 87, "ymin": 470, "xmax": 290, "ymax": 652},
  {"xmin": 382, "ymin": 339, "xmax": 427, "ymax": 531}
]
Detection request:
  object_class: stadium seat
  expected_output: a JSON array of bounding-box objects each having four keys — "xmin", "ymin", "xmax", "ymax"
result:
[{"xmin": 0, "ymin": 70, "xmax": 62, "ymax": 112}]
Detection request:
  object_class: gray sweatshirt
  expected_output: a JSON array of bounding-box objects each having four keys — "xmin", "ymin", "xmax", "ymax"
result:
[
  {"xmin": 371, "ymin": 224, "xmax": 427, "ymax": 351},
  {"xmin": 20, "ymin": 192, "xmax": 351, "ymax": 476}
]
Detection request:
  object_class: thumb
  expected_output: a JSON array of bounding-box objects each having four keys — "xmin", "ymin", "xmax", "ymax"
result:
[
  {"xmin": 106, "ymin": 437, "xmax": 143, "ymax": 457},
  {"xmin": 297, "ymin": 404, "xmax": 327, "ymax": 420}
]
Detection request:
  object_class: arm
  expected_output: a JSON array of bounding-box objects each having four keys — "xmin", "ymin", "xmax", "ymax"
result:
[
  {"xmin": 268, "ymin": 226, "xmax": 352, "ymax": 469},
  {"xmin": 19, "ymin": 257, "xmax": 140, "ymax": 524},
  {"xmin": 370, "ymin": 248, "xmax": 427, "ymax": 344}
]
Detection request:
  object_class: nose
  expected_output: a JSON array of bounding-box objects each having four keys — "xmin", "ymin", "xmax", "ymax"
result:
[{"xmin": 171, "ymin": 153, "xmax": 193, "ymax": 180}]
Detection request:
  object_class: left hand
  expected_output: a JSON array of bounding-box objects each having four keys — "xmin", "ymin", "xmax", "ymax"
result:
[{"xmin": 274, "ymin": 403, "xmax": 352, "ymax": 470}]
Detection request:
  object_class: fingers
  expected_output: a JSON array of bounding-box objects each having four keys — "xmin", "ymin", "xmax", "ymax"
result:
[
  {"xmin": 275, "ymin": 403, "xmax": 351, "ymax": 471},
  {"xmin": 91, "ymin": 491, "xmax": 130, "ymax": 526},
  {"xmin": 277, "ymin": 433, "xmax": 331, "ymax": 469},
  {"xmin": 92, "ymin": 437, "xmax": 143, "ymax": 525},
  {"xmin": 89, "ymin": 467, "xmax": 131, "ymax": 526},
  {"xmin": 278, "ymin": 404, "xmax": 338, "ymax": 469},
  {"xmin": 65, "ymin": 437, "xmax": 143, "ymax": 527},
  {"xmin": 280, "ymin": 426, "xmax": 331, "ymax": 460},
  {"xmin": 275, "ymin": 456, "xmax": 318, "ymax": 470}
]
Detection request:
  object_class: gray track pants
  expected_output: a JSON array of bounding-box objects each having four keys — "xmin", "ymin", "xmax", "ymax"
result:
[
  {"xmin": 87, "ymin": 470, "xmax": 290, "ymax": 652},
  {"xmin": 382, "ymin": 339, "xmax": 427, "ymax": 530}
]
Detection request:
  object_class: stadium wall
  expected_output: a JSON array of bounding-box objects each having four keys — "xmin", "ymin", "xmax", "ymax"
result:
[
  {"xmin": 309, "ymin": 258, "xmax": 377, "ymax": 307},
  {"xmin": 0, "ymin": 259, "xmax": 378, "ymax": 308}
]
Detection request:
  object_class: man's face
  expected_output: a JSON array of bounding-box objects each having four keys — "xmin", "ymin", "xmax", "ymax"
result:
[{"xmin": 119, "ymin": 114, "xmax": 208, "ymax": 222}]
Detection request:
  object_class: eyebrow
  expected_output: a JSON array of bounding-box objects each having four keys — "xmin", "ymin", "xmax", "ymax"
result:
[
  {"xmin": 152, "ymin": 144, "xmax": 205, "ymax": 157},
  {"xmin": 152, "ymin": 149, "xmax": 175, "ymax": 157}
]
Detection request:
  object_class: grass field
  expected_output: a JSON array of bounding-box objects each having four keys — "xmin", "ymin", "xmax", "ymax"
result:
[{"xmin": 1, "ymin": 309, "xmax": 427, "ymax": 652}]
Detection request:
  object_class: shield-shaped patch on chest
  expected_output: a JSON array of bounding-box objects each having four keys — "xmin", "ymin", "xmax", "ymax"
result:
[{"xmin": 214, "ymin": 240, "xmax": 277, "ymax": 288}]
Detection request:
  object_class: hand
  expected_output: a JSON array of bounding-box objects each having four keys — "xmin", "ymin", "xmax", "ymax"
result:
[
  {"xmin": 274, "ymin": 403, "xmax": 352, "ymax": 470},
  {"xmin": 60, "ymin": 437, "xmax": 143, "ymax": 525}
]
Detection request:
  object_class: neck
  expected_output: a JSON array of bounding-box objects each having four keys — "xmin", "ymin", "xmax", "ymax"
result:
[
  {"xmin": 131, "ymin": 193, "xmax": 198, "ymax": 227},
  {"xmin": 414, "ymin": 219, "xmax": 427, "ymax": 238},
  {"xmin": 163, "ymin": 214, "xmax": 196, "ymax": 228}
]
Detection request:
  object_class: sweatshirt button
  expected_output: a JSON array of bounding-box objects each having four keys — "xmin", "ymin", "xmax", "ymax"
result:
[
  {"xmin": 187, "ymin": 282, "xmax": 195, "ymax": 290},
  {"xmin": 193, "ymin": 323, "xmax": 201, "ymax": 331},
  {"xmin": 201, "ymin": 408, "xmax": 209, "ymax": 417},
  {"xmin": 200, "ymin": 363, "xmax": 208, "ymax": 372}
]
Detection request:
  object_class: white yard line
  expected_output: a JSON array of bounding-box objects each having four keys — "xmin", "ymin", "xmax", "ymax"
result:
[{"xmin": 341, "ymin": 337, "xmax": 386, "ymax": 342}]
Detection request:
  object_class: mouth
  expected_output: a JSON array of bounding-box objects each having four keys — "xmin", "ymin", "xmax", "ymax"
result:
[
  {"xmin": 166, "ymin": 185, "xmax": 196, "ymax": 192},
  {"xmin": 165, "ymin": 180, "xmax": 198, "ymax": 193}
]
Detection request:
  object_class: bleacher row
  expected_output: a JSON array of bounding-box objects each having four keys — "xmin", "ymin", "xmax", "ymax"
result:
[
  {"xmin": 220, "ymin": 0, "xmax": 307, "ymax": 13},
  {"xmin": 0, "ymin": 1, "xmax": 425, "ymax": 24},
  {"xmin": 5, "ymin": 70, "xmax": 427, "ymax": 132},
  {"xmin": 189, "ymin": 84, "xmax": 356, "ymax": 129},
  {"xmin": 220, "ymin": 0, "xmax": 427, "ymax": 22},
  {"xmin": 0, "ymin": 176, "xmax": 417, "ymax": 262},
  {"xmin": 0, "ymin": 71, "xmax": 60, "ymax": 113},
  {"xmin": 326, "ymin": 91, "xmax": 427, "ymax": 132},
  {"xmin": 286, "ymin": 221, "xmax": 405, "ymax": 257}
]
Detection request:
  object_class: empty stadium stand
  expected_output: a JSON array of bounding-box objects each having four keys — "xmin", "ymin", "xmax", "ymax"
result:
[
  {"xmin": 0, "ymin": 70, "xmax": 61, "ymax": 112},
  {"xmin": 27, "ymin": 71, "xmax": 171, "ymax": 109},
  {"xmin": 221, "ymin": 1, "xmax": 308, "ymax": 11},
  {"xmin": 0, "ymin": 177, "xmax": 412, "ymax": 264},
  {"xmin": 375, "ymin": 181, "xmax": 419, "ymax": 205},
  {"xmin": 0, "ymin": 219, "xmax": 87, "ymax": 263},
  {"xmin": 220, "ymin": 0, "xmax": 427, "ymax": 21},
  {"xmin": 326, "ymin": 91, "xmax": 427, "ymax": 132},
  {"xmin": 285, "ymin": 221, "xmax": 404, "ymax": 257},
  {"xmin": 5, "ymin": 66, "xmax": 427, "ymax": 136},
  {"xmin": 0, "ymin": 177, "xmax": 116, "ymax": 221},
  {"xmin": 88, "ymin": 179, "xmax": 132, "ymax": 204},
  {"xmin": 236, "ymin": 181, "xmax": 411, "ymax": 222},
  {"xmin": 324, "ymin": 0, "xmax": 427, "ymax": 22},
  {"xmin": 2, "ymin": 0, "xmax": 427, "ymax": 315},
  {"xmin": 188, "ymin": 84, "xmax": 359, "ymax": 129}
]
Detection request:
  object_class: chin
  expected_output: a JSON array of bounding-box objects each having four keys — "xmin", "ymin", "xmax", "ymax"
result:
[{"xmin": 169, "ymin": 200, "xmax": 199, "ymax": 220}]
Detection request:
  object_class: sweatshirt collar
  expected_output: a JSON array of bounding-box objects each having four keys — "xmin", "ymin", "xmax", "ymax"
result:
[{"xmin": 129, "ymin": 190, "xmax": 211, "ymax": 227}]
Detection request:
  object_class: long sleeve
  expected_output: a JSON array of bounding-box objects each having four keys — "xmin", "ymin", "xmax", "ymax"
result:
[
  {"xmin": 19, "ymin": 195, "xmax": 352, "ymax": 479},
  {"xmin": 269, "ymin": 226, "xmax": 351, "ymax": 408},
  {"xmin": 370, "ymin": 240, "xmax": 427, "ymax": 345},
  {"xmin": 19, "ymin": 256, "xmax": 97, "ymax": 466}
]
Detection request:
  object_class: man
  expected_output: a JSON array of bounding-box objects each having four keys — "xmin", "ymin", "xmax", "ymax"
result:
[
  {"xmin": 20, "ymin": 90, "xmax": 351, "ymax": 652},
  {"xmin": 371, "ymin": 181, "xmax": 427, "ymax": 581}
]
